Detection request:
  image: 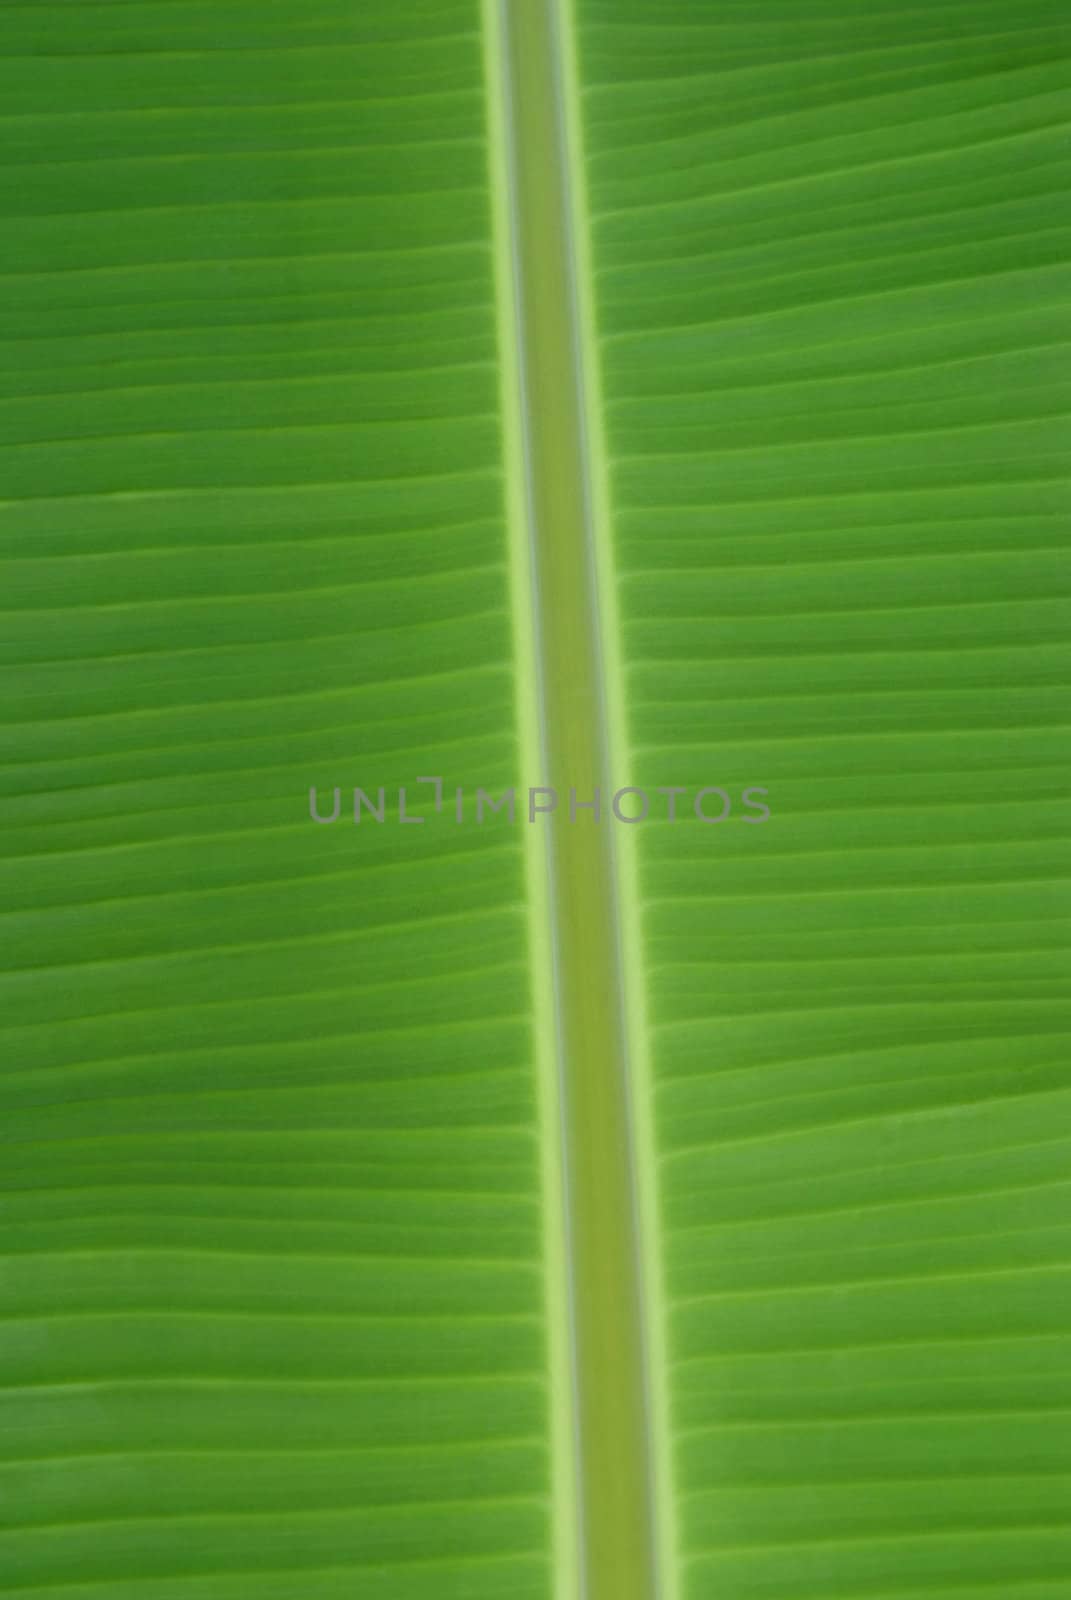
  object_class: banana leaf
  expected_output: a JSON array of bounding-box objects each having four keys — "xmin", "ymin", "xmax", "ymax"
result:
[{"xmin": 1, "ymin": 2, "xmax": 1068, "ymax": 1598}]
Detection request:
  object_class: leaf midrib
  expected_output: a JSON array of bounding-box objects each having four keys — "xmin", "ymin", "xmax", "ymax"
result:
[{"xmin": 484, "ymin": 4, "xmax": 673, "ymax": 1599}]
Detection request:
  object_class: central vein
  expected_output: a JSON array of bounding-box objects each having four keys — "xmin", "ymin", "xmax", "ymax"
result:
[{"xmin": 484, "ymin": 3, "xmax": 672, "ymax": 1598}]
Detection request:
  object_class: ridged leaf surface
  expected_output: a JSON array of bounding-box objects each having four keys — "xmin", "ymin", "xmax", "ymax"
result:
[{"xmin": 1, "ymin": 3, "xmax": 1069, "ymax": 1599}]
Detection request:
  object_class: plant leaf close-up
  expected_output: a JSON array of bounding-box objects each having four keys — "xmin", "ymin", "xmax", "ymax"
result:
[{"xmin": 1, "ymin": 3, "xmax": 1069, "ymax": 1599}]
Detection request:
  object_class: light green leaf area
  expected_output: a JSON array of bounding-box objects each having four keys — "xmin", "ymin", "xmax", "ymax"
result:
[
  {"xmin": 0, "ymin": 2, "xmax": 1069, "ymax": 1600},
  {"xmin": 576, "ymin": 3, "xmax": 1071, "ymax": 1598},
  {"xmin": 0, "ymin": 3, "xmax": 549, "ymax": 1599}
]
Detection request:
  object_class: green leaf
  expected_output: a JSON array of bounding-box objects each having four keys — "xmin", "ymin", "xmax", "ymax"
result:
[{"xmin": 1, "ymin": 3, "xmax": 1068, "ymax": 1600}]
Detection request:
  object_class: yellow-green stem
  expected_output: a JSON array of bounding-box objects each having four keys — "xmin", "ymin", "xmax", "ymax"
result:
[{"xmin": 486, "ymin": 4, "xmax": 664, "ymax": 1598}]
